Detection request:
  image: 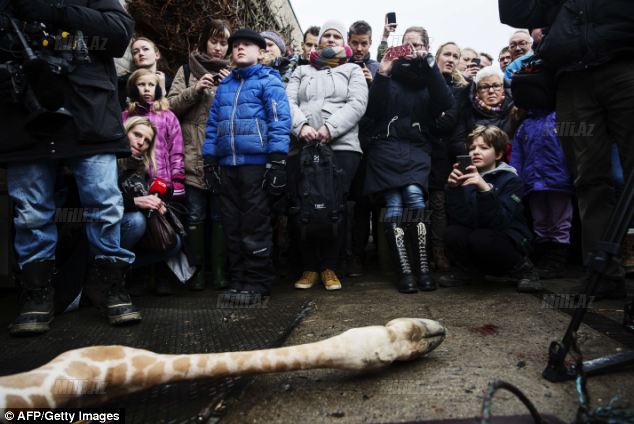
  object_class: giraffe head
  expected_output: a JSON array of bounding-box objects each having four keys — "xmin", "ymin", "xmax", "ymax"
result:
[{"xmin": 385, "ymin": 318, "xmax": 446, "ymax": 361}]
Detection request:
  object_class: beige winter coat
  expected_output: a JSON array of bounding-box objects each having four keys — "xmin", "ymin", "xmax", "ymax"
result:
[{"xmin": 167, "ymin": 66, "xmax": 217, "ymax": 190}]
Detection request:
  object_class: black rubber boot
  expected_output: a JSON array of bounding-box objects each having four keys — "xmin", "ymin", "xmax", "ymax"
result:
[
  {"xmin": 9, "ymin": 260, "xmax": 55, "ymax": 336},
  {"xmin": 384, "ymin": 222, "xmax": 417, "ymax": 294},
  {"xmin": 85, "ymin": 259, "xmax": 141, "ymax": 326},
  {"xmin": 187, "ymin": 224, "xmax": 207, "ymax": 291},
  {"xmin": 408, "ymin": 218, "xmax": 437, "ymax": 292}
]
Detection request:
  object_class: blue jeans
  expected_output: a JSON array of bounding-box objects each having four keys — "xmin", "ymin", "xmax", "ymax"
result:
[
  {"xmin": 185, "ymin": 185, "xmax": 222, "ymax": 225},
  {"xmin": 7, "ymin": 154, "xmax": 135, "ymax": 268},
  {"xmin": 120, "ymin": 211, "xmax": 182, "ymax": 269},
  {"xmin": 121, "ymin": 211, "xmax": 147, "ymax": 249},
  {"xmin": 383, "ymin": 184, "xmax": 426, "ymax": 222}
]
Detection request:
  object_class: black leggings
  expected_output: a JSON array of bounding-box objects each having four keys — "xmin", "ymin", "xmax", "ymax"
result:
[
  {"xmin": 288, "ymin": 150, "xmax": 361, "ymax": 272},
  {"xmin": 444, "ymin": 225, "xmax": 523, "ymax": 275}
]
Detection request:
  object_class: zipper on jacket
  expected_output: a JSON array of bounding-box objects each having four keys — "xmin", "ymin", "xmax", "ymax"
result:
[
  {"xmin": 255, "ymin": 118, "xmax": 264, "ymax": 147},
  {"xmin": 272, "ymin": 99, "xmax": 279, "ymax": 122},
  {"xmin": 230, "ymin": 79, "xmax": 245, "ymax": 165},
  {"xmin": 387, "ymin": 116, "xmax": 399, "ymax": 138}
]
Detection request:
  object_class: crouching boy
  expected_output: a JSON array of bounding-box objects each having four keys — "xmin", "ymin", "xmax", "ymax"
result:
[
  {"xmin": 440, "ymin": 125, "xmax": 541, "ymax": 292},
  {"xmin": 203, "ymin": 29, "xmax": 292, "ymax": 302}
]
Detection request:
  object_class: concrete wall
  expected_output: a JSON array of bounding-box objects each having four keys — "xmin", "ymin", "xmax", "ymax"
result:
[{"xmin": 267, "ymin": 0, "xmax": 303, "ymax": 53}]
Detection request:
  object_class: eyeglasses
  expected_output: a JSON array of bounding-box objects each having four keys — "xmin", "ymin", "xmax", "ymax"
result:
[
  {"xmin": 509, "ymin": 40, "xmax": 530, "ymax": 49},
  {"xmin": 477, "ymin": 83, "xmax": 504, "ymax": 91}
]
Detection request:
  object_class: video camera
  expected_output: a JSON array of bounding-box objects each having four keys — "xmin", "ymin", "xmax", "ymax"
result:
[{"xmin": 0, "ymin": 7, "xmax": 90, "ymax": 135}]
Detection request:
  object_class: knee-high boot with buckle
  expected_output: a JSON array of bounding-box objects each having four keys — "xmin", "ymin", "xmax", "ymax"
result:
[
  {"xmin": 210, "ymin": 222, "xmax": 228, "ymax": 289},
  {"xmin": 9, "ymin": 260, "xmax": 56, "ymax": 336},
  {"xmin": 186, "ymin": 224, "xmax": 207, "ymax": 291},
  {"xmin": 407, "ymin": 212, "xmax": 436, "ymax": 291},
  {"xmin": 384, "ymin": 222, "xmax": 417, "ymax": 293},
  {"xmin": 84, "ymin": 259, "xmax": 141, "ymax": 326}
]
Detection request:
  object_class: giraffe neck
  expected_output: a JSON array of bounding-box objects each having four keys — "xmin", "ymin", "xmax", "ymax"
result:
[
  {"xmin": 0, "ymin": 337, "xmax": 346, "ymax": 410},
  {"xmin": 0, "ymin": 319, "xmax": 445, "ymax": 410}
]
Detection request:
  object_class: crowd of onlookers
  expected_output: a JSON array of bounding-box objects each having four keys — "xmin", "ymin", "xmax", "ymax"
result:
[
  {"xmin": 113, "ymin": 15, "xmax": 626, "ymax": 302},
  {"xmin": 4, "ymin": 0, "xmax": 633, "ymax": 336}
]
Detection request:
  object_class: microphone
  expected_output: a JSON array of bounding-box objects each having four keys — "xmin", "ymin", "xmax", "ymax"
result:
[{"xmin": 148, "ymin": 178, "xmax": 173, "ymax": 200}]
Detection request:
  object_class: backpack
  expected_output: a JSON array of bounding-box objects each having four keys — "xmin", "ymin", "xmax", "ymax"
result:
[{"xmin": 291, "ymin": 142, "xmax": 346, "ymax": 241}]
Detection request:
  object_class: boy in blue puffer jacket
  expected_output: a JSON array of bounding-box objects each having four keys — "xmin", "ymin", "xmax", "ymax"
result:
[{"xmin": 203, "ymin": 29, "xmax": 292, "ymax": 302}]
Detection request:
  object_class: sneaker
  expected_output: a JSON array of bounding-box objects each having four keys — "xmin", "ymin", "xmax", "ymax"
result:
[
  {"xmin": 514, "ymin": 257, "xmax": 543, "ymax": 293},
  {"xmin": 294, "ymin": 271, "xmax": 320, "ymax": 289},
  {"xmin": 347, "ymin": 256, "xmax": 364, "ymax": 277},
  {"xmin": 321, "ymin": 269, "xmax": 342, "ymax": 291},
  {"xmin": 438, "ymin": 272, "xmax": 470, "ymax": 288}
]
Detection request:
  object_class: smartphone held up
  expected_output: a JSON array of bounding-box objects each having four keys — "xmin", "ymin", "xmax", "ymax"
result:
[
  {"xmin": 385, "ymin": 44, "xmax": 414, "ymax": 61},
  {"xmin": 456, "ymin": 155, "xmax": 473, "ymax": 174}
]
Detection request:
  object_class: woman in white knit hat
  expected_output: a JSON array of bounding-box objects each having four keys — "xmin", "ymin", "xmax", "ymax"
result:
[{"xmin": 286, "ymin": 20, "xmax": 369, "ymax": 292}]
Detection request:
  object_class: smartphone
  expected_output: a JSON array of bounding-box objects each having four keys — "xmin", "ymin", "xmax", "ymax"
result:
[
  {"xmin": 386, "ymin": 12, "xmax": 397, "ymax": 25},
  {"xmin": 212, "ymin": 74, "xmax": 223, "ymax": 85},
  {"xmin": 456, "ymin": 155, "xmax": 473, "ymax": 173},
  {"xmin": 354, "ymin": 61, "xmax": 366, "ymax": 68},
  {"xmin": 385, "ymin": 44, "xmax": 413, "ymax": 61},
  {"xmin": 467, "ymin": 58, "xmax": 482, "ymax": 69}
]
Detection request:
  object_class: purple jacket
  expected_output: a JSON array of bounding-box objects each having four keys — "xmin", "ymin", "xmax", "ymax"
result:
[
  {"xmin": 122, "ymin": 103, "xmax": 186, "ymax": 199},
  {"xmin": 510, "ymin": 111, "xmax": 573, "ymax": 196}
]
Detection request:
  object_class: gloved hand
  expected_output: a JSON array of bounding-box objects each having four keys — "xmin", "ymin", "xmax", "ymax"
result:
[
  {"xmin": 203, "ymin": 157, "xmax": 221, "ymax": 194},
  {"xmin": 263, "ymin": 154, "xmax": 287, "ymax": 197},
  {"xmin": 11, "ymin": 0, "xmax": 63, "ymax": 26}
]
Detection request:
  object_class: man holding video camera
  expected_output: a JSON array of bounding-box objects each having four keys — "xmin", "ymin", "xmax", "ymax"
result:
[
  {"xmin": 499, "ymin": 0, "xmax": 634, "ymax": 299},
  {"xmin": 0, "ymin": 0, "xmax": 138, "ymax": 335}
]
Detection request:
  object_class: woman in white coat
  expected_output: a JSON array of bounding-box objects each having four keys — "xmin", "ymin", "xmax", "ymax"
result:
[{"xmin": 286, "ymin": 20, "xmax": 369, "ymax": 291}]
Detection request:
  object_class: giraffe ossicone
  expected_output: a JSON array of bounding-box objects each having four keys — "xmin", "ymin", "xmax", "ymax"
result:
[{"xmin": 0, "ymin": 318, "xmax": 445, "ymax": 410}]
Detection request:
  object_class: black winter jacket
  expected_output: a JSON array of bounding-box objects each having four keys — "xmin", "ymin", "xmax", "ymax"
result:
[
  {"xmin": 363, "ymin": 59, "xmax": 453, "ymax": 195},
  {"xmin": 0, "ymin": 0, "xmax": 134, "ymax": 163},
  {"xmin": 446, "ymin": 162, "xmax": 532, "ymax": 253},
  {"xmin": 499, "ymin": 0, "xmax": 634, "ymax": 73}
]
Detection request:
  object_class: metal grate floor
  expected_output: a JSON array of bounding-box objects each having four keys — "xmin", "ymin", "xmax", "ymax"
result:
[{"xmin": 0, "ymin": 290, "xmax": 311, "ymax": 423}]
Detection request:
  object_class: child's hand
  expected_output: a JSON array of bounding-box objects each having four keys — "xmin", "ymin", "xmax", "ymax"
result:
[
  {"xmin": 317, "ymin": 125, "xmax": 332, "ymax": 143},
  {"xmin": 461, "ymin": 165, "xmax": 491, "ymax": 192},
  {"xmin": 195, "ymin": 73, "xmax": 215, "ymax": 92},
  {"xmin": 447, "ymin": 163, "xmax": 465, "ymax": 188}
]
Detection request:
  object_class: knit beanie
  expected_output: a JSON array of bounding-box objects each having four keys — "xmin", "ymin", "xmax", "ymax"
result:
[
  {"xmin": 318, "ymin": 20, "xmax": 347, "ymax": 44},
  {"xmin": 260, "ymin": 31, "xmax": 287, "ymax": 56}
]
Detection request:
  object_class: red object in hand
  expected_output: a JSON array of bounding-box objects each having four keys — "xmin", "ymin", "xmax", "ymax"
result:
[
  {"xmin": 385, "ymin": 44, "xmax": 414, "ymax": 61},
  {"xmin": 149, "ymin": 178, "xmax": 170, "ymax": 199}
]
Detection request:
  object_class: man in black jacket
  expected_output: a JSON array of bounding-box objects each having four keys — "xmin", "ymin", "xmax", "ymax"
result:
[
  {"xmin": 499, "ymin": 0, "xmax": 634, "ymax": 299},
  {"xmin": 0, "ymin": 0, "xmax": 140, "ymax": 335}
]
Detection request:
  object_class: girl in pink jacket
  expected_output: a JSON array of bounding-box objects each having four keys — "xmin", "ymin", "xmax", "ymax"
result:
[{"xmin": 123, "ymin": 69, "xmax": 186, "ymax": 200}]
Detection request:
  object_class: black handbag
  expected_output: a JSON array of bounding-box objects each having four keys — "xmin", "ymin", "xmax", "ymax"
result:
[{"xmin": 510, "ymin": 56, "xmax": 556, "ymax": 111}]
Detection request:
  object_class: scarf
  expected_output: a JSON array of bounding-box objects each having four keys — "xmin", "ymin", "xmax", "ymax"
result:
[
  {"xmin": 473, "ymin": 90, "xmax": 506, "ymax": 115},
  {"xmin": 390, "ymin": 57, "xmax": 428, "ymax": 89},
  {"xmin": 310, "ymin": 46, "xmax": 352, "ymax": 70},
  {"xmin": 189, "ymin": 51, "xmax": 230, "ymax": 80}
]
